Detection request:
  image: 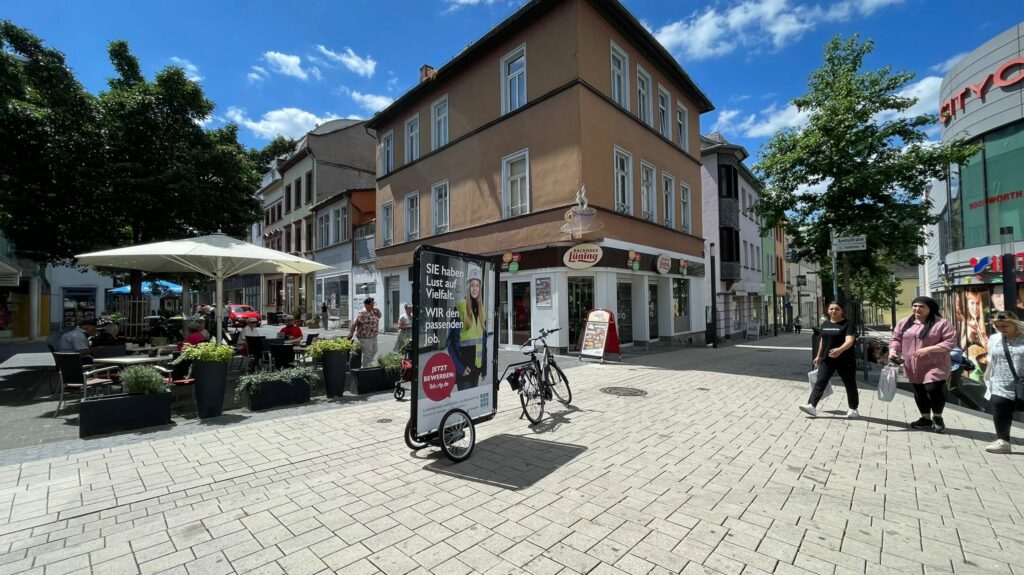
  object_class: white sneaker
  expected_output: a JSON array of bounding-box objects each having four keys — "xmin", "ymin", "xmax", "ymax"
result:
[
  {"xmin": 986, "ymin": 440, "xmax": 1012, "ymax": 454},
  {"xmin": 847, "ymin": 409, "xmax": 860, "ymax": 419},
  {"xmin": 799, "ymin": 404, "xmax": 816, "ymax": 417}
]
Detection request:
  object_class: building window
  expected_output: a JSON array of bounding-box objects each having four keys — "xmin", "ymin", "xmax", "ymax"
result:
[
  {"xmin": 381, "ymin": 202, "xmax": 394, "ymax": 247},
  {"xmin": 381, "ymin": 131, "xmax": 394, "ymax": 175},
  {"xmin": 502, "ymin": 149, "xmax": 530, "ymax": 218},
  {"xmin": 305, "ymin": 171, "xmax": 313, "ymax": 203},
  {"xmin": 677, "ymin": 103, "xmax": 689, "ymax": 152},
  {"xmin": 431, "ymin": 95, "xmax": 449, "ymax": 150},
  {"xmin": 610, "ymin": 42, "xmax": 629, "ymax": 110},
  {"xmin": 432, "ymin": 180, "xmax": 450, "ymax": 235},
  {"xmin": 405, "ymin": 192, "xmax": 420, "ymax": 241},
  {"xmin": 640, "ymin": 161, "xmax": 656, "ymax": 222},
  {"xmin": 405, "ymin": 116, "xmax": 419, "ymax": 163},
  {"xmin": 657, "ymin": 86, "xmax": 671, "ymax": 138},
  {"xmin": 294, "ymin": 178, "xmax": 302, "ymax": 210},
  {"xmin": 662, "ymin": 172, "xmax": 675, "ymax": 228},
  {"xmin": 284, "ymin": 185, "xmax": 291, "ymax": 213},
  {"xmin": 333, "ymin": 206, "xmax": 348, "ymax": 243},
  {"xmin": 680, "ymin": 182, "xmax": 692, "ymax": 233},
  {"xmin": 636, "ymin": 66, "xmax": 652, "ymax": 126},
  {"xmin": 501, "ymin": 44, "xmax": 526, "ymax": 114},
  {"xmin": 743, "ymin": 240, "xmax": 749, "ymax": 268},
  {"xmin": 318, "ymin": 214, "xmax": 330, "ymax": 248},
  {"xmin": 613, "ymin": 147, "xmax": 632, "ymax": 215}
]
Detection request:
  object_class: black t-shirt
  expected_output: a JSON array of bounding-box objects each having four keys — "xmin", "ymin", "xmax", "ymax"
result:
[{"xmin": 819, "ymin": 319, "xmax": 857, "ymax": 364}]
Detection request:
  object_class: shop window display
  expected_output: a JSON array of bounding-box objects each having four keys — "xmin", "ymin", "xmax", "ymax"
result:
[
  {"xmin": 984, "ymin": 122, "xmax": 1024, "ymax": 244},
  {"xmin": 960, "ymin": 151, "xmax": 986, "ymax": 249}
]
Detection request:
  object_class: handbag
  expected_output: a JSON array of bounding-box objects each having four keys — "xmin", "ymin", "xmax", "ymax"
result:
[
  {"xmin": 808, "ymin": 369, "xmax": 833, "ymax": 400},
  {"xmin": 877, "ymin": 365, "xmax": 897, "ymax": 402},
  {"xmin": 999, "ymin": 336, "xmax": 1024, "ymax": 410}
]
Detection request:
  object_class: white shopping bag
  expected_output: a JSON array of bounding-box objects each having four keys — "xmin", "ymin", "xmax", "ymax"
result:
[
  {"xmin": 808, "ymin": 369, "xmax": 833, "ymax": 400},
  {"xmin": 877, "ymin": 366, "xmax": 898, "ymax": 402}
]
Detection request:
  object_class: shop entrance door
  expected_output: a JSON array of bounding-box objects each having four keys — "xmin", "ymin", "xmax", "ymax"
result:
[
  {"xmin": 386, "ymin": 276, "xmax": 400, "ymax": 333},
  {"xmin": 499, "ymin": 281, "xmax": 509, "ymax": 346},
  {"xmin": 617, "ymin": 282, "xmax": 633, "ymax": 344},
  {"xmin": 649, "ymin": 283, "xmax": 659, "ymax": 340},
  {"xmin": 568, "ymin": 277, "xmax": 594, "ymax": 349},
  {"xmin": 511, "ymin": 281, "xmax": 531, "ymax": 345}
]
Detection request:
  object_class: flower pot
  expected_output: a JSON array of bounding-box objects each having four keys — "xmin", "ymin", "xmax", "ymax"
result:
[
  {"xmin": 79, "ymin": 391, "xmax": 172, "ymax": 438},
  {"xmin": 350, "ymin": 366, "xmax": 392, "ymax": 395},
  {"xmin": 192, "ymin": 361, "xmax": 229, "ymax": 418},
  {"xmin": 321, "ymin": 350, "xmax": 349, "ymax": 398},
  {"xmin": 247, "ymin": 377, "xmax": 311, "ymax": 411}
]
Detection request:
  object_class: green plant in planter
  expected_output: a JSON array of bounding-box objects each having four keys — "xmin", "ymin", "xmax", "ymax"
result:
[
  {"xmin": 175, "ymin": 341, "xmax": 236, "ymax": 364},
  {"xmin": 377, "ymin": 352, "xmax": 403, "ymax": 378},
  {"xmin": 351, "ymin": 338, "xmax": 362, "ymax": 355},
  {"xmin": 119, "ymin": 365, "xmax": 168, "ymax": 394},
  {"xmin": 235, "ymin": 366, "xmax": 321, "ymax": 402},
  {"xmin": 307, "ymin": 337, "xmax": 354, "ymax": 360}
]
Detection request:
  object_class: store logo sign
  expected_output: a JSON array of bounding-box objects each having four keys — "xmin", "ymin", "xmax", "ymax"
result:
[
  {"xmin": 967, "ymin": 190, "xmax": 1023, "ymax": 210},
  {"xmin": 655, "ymin": 254, "xmax": 672, "ymax": 274},
  {"xmin": 940, "ymin": 57, "xmax": 1024, "ymax": 125},
  {"xmin": 564, "ymin": 243, "xmax": 602, "ymax": 269}
]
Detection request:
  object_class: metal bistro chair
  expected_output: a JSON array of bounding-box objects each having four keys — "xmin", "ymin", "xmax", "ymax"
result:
[
  {"xmin": 154, "ymin": 358, "xmax": 195, "ymax": 409},
  {"xmin": 269, "ymin": 343, "xmax": 295, "ymax": 371},
  {"xmin": 52, "ymin": 353, "xmax": 118, "ymax": 417},
  {"xmin": 295, "ymin": 333, "xmax": 319, "ymax": 364},
  {"xmin": 245, "ymin": 336, "xmax": 272, "ymax": 372}
]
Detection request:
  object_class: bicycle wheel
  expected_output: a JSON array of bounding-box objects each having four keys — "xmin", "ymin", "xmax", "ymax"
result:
[
  {"xmin": 548, "ymin": 363, "xmax": 572, "ymax": 405},
  {"xmin": 404, "ymin": 418, "xmax": 427, "ymax": 451},
  {"xmin": 439, "ymin": 409, "xmax": 475, "ymax": 463},
  {"xmin": 519, "ymin": 370, "xmax": 544, "ymax": 424}
]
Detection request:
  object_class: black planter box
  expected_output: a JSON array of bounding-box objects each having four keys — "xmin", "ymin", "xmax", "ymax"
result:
[
  {"xmin": 193, "ymin": 362, "xmax": 229, "ymax": 418},
  {"xmin": 247, "ymin": 377, "xmax": 312, "ymax": 411},
  {"xmin": 79, "ymin": 392, "xmax": 172, "ymax": 438},
  {"xmin": 350, "ymin": 352, "xmax": 362, "ymax": 370},
  {"xmin": 321, "ymin": 350, "xmax": 349, "ymax": 398},
  {"xmin": 350, "ymin": 367, "xmax": 393, "ymax": 395}
]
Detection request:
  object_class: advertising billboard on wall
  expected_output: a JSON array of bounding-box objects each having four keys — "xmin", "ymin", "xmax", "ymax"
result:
[
  {"xmin": 411, "ymin": 246, "xmax": 499, "ymax": 439},
  {"xmin": 950, "ymin": 284, "xmax": 1024, "ymax": 380}
]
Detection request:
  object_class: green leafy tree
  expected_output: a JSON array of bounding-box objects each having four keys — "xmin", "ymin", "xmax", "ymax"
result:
[
  {"xmin": 755, "ymin": 35, "xmax": 977, "ymax": 304},
  {"xmin": 0, "ymin": 22, "xmax": 110, "ymax": 263},
  {"xmin": 248, "ymin": 135, "xmax": 297, "ymax": 174}
]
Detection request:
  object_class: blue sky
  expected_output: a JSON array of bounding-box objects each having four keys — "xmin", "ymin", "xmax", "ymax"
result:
[{"xmin": 6, "ymin": 0, "xmax": 1023, "ymax": 164}]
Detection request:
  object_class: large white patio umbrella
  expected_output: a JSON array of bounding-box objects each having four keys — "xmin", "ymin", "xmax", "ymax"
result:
[{"xmin": 76, "ymin": 233, "xmax": 329, "ymax": 343}]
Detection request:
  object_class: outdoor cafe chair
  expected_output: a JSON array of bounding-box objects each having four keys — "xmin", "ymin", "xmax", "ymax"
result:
[
  {"xmin": 52, "ymin": 352, "xmax": 118, "ymax": 417},
  {"xmin": 269, "ymin": 343, "xmax": 295, "ymax": 370},
  {"xmin": 154, "ymin": 359, "xmax": 195, "ymax": 409},
  {"xmin": 295, "ymin": 333, "xmax": 319, "ymax": 364},
  {"xmin": 244, "ymin": 336, "xmax": 271, "ymax": 372}
]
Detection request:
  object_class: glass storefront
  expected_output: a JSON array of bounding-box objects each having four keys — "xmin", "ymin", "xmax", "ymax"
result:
[
  {"xmin": 315, "ymin": 275, "xmax": 349, "ymax": 321},
  {"xmin": 672, "ymin": 278, "xmax": 690, "ymax": 332}
]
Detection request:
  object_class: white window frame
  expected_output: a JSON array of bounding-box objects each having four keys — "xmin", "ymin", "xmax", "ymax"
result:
[
  {"xmin": 404, "ymin": 191, "xmax": 420, "ymax": 241},
  {"xmin": 610, "ymin": 41, "xmax": 629, "ymax": 110},
  {"xmin": 317, "ymin": 214, "xmax": 329, "ymax": 248},
  {"xmin": 404, "ymin": 115, "xmax": 419, "ymax": 163},
  {"xmin": 613, "ymin": 146, "xmax": 633, "ymax": 215},
  {"xmin": 640, "ymin": 161, "xmax": 656, "ymax": 222},
  {"xmin": 657, "ymin": 85, "xmax": 671, "ymax": 139},
  {"xmin": 661, "ymin": 172, "xmax": 675, "ymax": 228},
  {"xmin": 381, "ymin": 202, "xmax": 394, "ymax": 247},
  {"xmin": 333, "ymin": 205, "xmax": 348, "ymax": 244},
  {"xmin": 636, "ymin": 65, "xmax": 653, "ymax": 126},
  {"xmin": 680, "ymin": 182, "xmax": 692, "ymax": 233},
  {"xmin": 500, "ymin": 44, "xmax": 527, "ymax": 115},
  {"xmin": 432, "ymin": 180, "xmax": 450, "ymax": 235},
  {"xmin": 742, "ymin": 240, "xmax": 749, "ymax": 268},
  {"xmin": 502, "ymin": 149, "xmax": 531, "ymax": 219},
  {"xmin": 676, "ymin": 102, "xmax": 690, "ymax": 152},
  {"xmin": 431, "ymin": 95, "xmax": 449, "ymax": 151},
  {"xmin": 380, "ymin": 130, "xmax": 394, "ymax": 175}
]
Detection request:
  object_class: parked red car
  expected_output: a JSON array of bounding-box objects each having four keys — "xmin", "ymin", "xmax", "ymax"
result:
[{"xmin": 228, "ymin": 305, "xmax": 261, "ymax": 327}]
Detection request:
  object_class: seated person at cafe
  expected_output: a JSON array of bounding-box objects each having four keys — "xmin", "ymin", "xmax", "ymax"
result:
[
  {"xmin": 278, "ymin": 315, "xmax": 303, "ymax": 344},
  {"xmin": 195, "ymin": 317, "xmax": 210, "ymax": 340},
  {"xmin": 91, "ymin": 322, "xmax": 124, "ymax": 347},
  {"xmin": 177, "ymin": 321, "xmax": 207, "ymax": 350},
  {"xmin": 242, "ymin": 317, "xmax": 261, "ymax": 339},
  {"xmin": 55, "ymin": 318, "xmax": 97, "ymax": 365}
]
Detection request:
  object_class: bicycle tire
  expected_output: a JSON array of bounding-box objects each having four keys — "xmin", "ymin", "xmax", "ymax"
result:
[
  {"xmin": 548, "ymin": 363, "xmax": 572, "ymax": 405},
  {"xmin": 404, "ymin": 419, "xmax": 427, "ymax": 451},
  {"xmin": 439, "ymin": 409, "xmax": 475, "ymax": 463},
  {"xmin": 519, "ymin": 370, "xmax": 544, "ymax": 424}
]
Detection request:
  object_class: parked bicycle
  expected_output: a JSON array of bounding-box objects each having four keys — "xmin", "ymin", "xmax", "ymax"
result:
[{"xmin": 501, "ymin": 327, "xmax": 571, "ymax": 424}]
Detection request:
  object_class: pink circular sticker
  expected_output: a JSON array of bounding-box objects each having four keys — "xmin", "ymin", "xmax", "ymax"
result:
[{"xmin": 421, "ymin": 353, "xmax": 457, "ymax": 401}]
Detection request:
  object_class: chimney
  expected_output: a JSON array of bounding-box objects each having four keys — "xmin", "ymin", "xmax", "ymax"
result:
[{"xmin": 419, "ymin": 65, "xmax": 436, "ymax": 83}]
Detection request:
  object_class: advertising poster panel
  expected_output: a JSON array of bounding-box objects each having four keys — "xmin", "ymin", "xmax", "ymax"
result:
[{"xmin": 412, "ymin": 246, "xmax": 498, "ymax": 438}]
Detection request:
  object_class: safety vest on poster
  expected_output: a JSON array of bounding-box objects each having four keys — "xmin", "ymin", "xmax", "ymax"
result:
[{"xmin": 457, "ymin": 300, "xmax": 486, "ymax": 368}]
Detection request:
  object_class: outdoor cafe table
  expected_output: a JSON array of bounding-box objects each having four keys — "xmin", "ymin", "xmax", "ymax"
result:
[{"xmin": 92, "ymin": 355, "xmax": 173, "ymax": 367}]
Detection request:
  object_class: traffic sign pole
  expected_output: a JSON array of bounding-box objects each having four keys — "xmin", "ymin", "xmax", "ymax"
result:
[{"xmin": 830, "ymin": 229, "xmax": 840, "ymax": 304}]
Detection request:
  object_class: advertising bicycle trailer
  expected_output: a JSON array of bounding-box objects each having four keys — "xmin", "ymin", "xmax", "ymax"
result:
[{"xmin": 405, "ymin": 245, "xmax": 499, "ymax": 462}]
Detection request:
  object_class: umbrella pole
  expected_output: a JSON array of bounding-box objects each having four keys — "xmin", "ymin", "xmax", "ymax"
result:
[{"xmin": 215, "ymin": 257, "xmax": 224, "ymax": 345}]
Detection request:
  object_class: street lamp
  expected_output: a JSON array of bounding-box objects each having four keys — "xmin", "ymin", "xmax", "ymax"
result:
[
  {"xmin": 709, "ymin": 242, "xmax": 718, "ymax": 349},
  {"xmin": 1001, "ymin": 226, "xmax": 1017, "ymax": 312}
]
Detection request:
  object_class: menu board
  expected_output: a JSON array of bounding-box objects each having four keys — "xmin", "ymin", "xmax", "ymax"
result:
[{"xmin": 579, "ymin": 308, "xmax": 620, "ymax": 362}]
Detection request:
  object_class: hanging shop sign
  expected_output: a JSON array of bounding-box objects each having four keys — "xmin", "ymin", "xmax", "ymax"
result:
[
  {"xmin": 940, "ymin": 57, "xmax": 1024, "ymax": 124},
  {"xmin": 654, "ymin": 254, "xmax": 672, "ymax": 274},
  {"xmin": 563, "ymin": 243, "xmax": 602, "ymax": 269},
  {"xmin": 626, "ymin": 250, "xmax": 641, "ymax": 271}
]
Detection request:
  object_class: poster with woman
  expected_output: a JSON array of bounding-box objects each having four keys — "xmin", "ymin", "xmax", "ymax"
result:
[{"xmin": 412, "ymin": 246, "xmax": 498, "ymax": 439}]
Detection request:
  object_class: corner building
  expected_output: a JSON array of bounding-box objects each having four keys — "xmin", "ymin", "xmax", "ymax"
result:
[{"xmin": 366, "ymin": 0, "xmax": 713, "ymax": 351}]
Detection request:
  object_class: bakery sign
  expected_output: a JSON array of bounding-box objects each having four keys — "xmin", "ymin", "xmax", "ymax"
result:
[
  {"xmin": 655, "ymin": 254, "xmax": 672, "ymax": 274},
  {"xmin": 563, "ymin": 243, "xmax": 602, "ymax": 269}
]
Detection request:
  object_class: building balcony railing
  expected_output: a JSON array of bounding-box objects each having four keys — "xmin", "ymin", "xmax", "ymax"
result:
[{"xmin": 720, "ymin": 261, "xmax": 742, "ymax": 281}]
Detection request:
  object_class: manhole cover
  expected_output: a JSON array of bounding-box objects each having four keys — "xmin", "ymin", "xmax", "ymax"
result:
[
  {"xmin": 600, "ymin": 387, "xmax": 647, "ymax": 397},
  {"xmin": 377, "ymin": 418, "xmax": 393, "ymax": 423}
]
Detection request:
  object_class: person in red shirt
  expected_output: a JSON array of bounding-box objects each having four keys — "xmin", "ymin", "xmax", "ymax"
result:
[
  {"xmin": 178, "ymin": 322, "xmax": 208, "ymax": 350},
  {"xmin": 279, "ymin": 315, "xmax": 303, "ymax": 344}
]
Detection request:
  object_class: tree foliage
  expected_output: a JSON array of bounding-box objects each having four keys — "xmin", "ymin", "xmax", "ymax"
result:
[
  {"xmin": 248, "ymin": 135, "xmax": 297, "ymax": 174},
  {"xmin": 755, "ymin": 35, "xmax": 978, "ymax": 300}
]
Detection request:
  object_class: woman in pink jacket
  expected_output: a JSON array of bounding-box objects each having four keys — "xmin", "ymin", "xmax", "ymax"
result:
[{"xmin": 888, "ymin": 296, "xmax": 957, "ymax": 433}]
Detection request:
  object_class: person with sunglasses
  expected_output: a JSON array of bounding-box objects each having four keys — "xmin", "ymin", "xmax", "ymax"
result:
[
  {"xmin": 983, "ymin": 310, "xmax": 1024, "ymax": 453},
  {"xmin": 888, "ymin": 296, "xmax": 957, "ymax": 432}
]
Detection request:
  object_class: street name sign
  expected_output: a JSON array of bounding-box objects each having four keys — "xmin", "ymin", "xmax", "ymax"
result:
[{"xmin": 833, "ymin": 235, "xmax": 867, "ymax": 252}]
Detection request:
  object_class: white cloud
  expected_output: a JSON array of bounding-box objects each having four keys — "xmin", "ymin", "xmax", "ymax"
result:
[
  {"xmin": 316, "ymin": 45, "xmax": 377, "ymax": 78},
  {"xmin": 654, "ymin": 0, "xmax": 903, "ymax": 61},
  {"xmin": 247, "ymin": 66, "xmax": 269, "ymax": 84},
  {"xmin": 711, "ymin": 102, "xmax": 809, "ymax": 138},
  {"xmin": 169, "ymin": 57, "xmax": 203, "ymax": 82},
  {"xmin": 387, "ymin": 72, "xmax": 400, "ymax": 93},
  {"xmin": 442, "ymin": 0, "xmax": 498, "ymax": 13},
  {"xmin": 711, "ymin": 109, "xmax": 746, "ymax": 133},
  {"xmin": 930, "ymin": 52, "xmax": 968, "ymax": 74},
  {"xmin": 350, "ymin": 91, "xmax": 395, "ymax": 113},
  {"xmin": 874, "ymin": 75, "xmax": 943, "ymax": 124},
  {"xmin": 730, "ymin": 94, "xmax": 751, "ymax": 102},
  {"xmin": 262, "ymin": 51, "xmax": 319, "ymax": 81},
  {"xmin": 225, "ymin": 106, "xmax": 339, "ymax": 140}
]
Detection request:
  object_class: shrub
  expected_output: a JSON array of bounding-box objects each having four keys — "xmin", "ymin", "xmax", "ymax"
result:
[
  {"xmin": 307, "ymin": 337, "xmax": 353, "ymax": 360},
  {"xmin": 378, "ymin": 352, "xmax": 403, "ymax": 378},
  {"xmin": 176, "ymin": 341, "xmax": 235, "ymax": 364},
  {"xmin": 235, "ymin": 366, "xmax": 321, "ymax": 402},
  {"xmin": 119, "ymin": 366, "xmax": 167, "ymax": 395}
]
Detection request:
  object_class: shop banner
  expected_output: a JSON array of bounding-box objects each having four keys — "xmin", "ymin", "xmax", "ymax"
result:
[{"xmin": 411, "ymin": 245, "xmax": 499, "ymax": 439}]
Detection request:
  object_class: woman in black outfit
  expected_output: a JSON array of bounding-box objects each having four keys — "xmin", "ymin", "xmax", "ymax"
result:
[{"xmin": 800, "ymin": 302, "xmax": 859, "ymax": 418}]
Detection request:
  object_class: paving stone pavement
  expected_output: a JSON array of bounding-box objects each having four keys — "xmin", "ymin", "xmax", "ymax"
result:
[{"xmin": 0, "ymin": 337, "xmax": 1022, "ymax": 574}]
